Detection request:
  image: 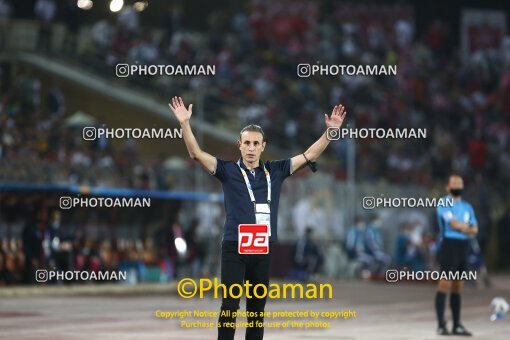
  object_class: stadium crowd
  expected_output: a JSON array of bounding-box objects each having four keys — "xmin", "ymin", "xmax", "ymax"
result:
[
  {"xmin": 0, "ymin": 204, "xmax": 219, "ymax": 285},
  {"xmin": 0, "ymin": 66, "xmax": 196, "ymax": 189},
  {"xmin": 1, "ymin": 0, "xmax": 510, "ymax": 284},
  {"xmin": 2, "ymin": 0, "xmax": 510, "ymax": 192},
  {"xmin": 79, "ymin": 0, "xmax": 510, "ymax": 191}
]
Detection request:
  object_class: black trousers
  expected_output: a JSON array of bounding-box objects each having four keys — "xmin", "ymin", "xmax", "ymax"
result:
[{"xmin": 217, "ymin": 241, "xmax": 271, "ymax": 340}]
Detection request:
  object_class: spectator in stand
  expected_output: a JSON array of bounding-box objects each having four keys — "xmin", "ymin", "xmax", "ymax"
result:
[
  {"xmin": 46, "ymin": 84, "xmax": 65, "ymax": 118},
  {"xmin": 61, "ymin": 0, "xmax": 80, "ymax": 54},
  {"xmin": 394, "ymin": 223, "xmax": 429, "ymax": 272},
  {"xmin": 364, "ymin": 216, "xmax": 391, "ymax": 277},
  {"xmin": 293, "ymin": 227, "xmax": 324, "ymax": 281},
  {"xmin": 345, "ymin": 216, "xmax": 372, "ymax": 277},
  {"xmin": 34, "ymin": 0, "xmax": 56, "ymax": 53},
  {"xmin": 90, "ymin": 17, "xmax": 116, "ymax": 57},
  {"xmin": 117, "ymin": 5, "xmax": 139, "ymax": 34},
  {"xmin": 127, "ymin": 33, "xmax": 159, "ymax": 65}
]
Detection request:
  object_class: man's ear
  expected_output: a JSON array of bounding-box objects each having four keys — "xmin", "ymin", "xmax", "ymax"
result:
[
  {"xmin": 261, "ymin": 141, "xmax": 266, "ymax": 152},
  {"xmin": 237, "ymin": 140, "xmax": 241, "ymax": 148}
]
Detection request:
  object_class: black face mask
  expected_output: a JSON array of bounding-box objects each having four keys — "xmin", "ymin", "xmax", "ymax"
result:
[{"xmin": 450, "ymin": 188, "xmax": 463, "ymax": 197}]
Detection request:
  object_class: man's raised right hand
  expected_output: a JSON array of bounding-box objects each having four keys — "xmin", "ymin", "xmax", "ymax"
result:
[{"xmin": 169, "ymin": 96, "xmax": 193, "ymax": 124}]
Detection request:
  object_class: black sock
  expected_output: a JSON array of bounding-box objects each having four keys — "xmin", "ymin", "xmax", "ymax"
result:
[
  {"xmin": 450, "ymin": 293, "xmax": 461, "ymax": 328},
  {"xmin": 435, "ymin": 292, "xmax": 446, "ymax": 327}
]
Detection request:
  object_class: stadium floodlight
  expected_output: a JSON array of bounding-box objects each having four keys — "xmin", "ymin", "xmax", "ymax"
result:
[
  {"xmin": 133, "ymin": 1, "xmax": 148, "ymax": 12},
  {"xmin": 77, "ymin": 0, "xmax": 93, "ymax": 10},
  {"xmin": 109, "ymin": 0, "xmax": 124, "ymax": 13}
]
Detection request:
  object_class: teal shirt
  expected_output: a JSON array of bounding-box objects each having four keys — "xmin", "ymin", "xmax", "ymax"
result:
[{"xmin": 436, "ymin": 195, "xmax": 477, "ymax": 241}]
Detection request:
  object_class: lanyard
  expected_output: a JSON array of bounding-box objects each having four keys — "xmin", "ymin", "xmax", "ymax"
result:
[{"xmin": 237, "ymin": 159, "xmax": 271, "ymax": 204}]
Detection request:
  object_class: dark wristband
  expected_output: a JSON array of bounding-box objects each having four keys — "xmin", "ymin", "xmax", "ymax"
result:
[{"xmin": 302, "ymin": 153, "xmax": 318, "ymax": 172}]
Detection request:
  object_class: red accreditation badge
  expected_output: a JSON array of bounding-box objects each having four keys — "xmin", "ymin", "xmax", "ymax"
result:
[{"xmin": 238, "ymin": 224, "xmax": 269, "ymax": 254}]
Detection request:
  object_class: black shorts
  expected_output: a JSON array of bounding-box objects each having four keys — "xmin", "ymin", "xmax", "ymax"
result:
[{"xmin": 438, "ymin": 238, "xmax": 469, "ymax": 273}]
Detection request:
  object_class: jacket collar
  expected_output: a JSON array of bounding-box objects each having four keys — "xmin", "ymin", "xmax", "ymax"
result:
[{"xmin": 238, "ymin": 158, "xmax": 263, "ymax": 171}]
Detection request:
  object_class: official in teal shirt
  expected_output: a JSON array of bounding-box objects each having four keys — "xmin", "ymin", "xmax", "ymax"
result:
[{"xmin": 434, "ymin": 174, "xmax": 478, "ymax": 336}]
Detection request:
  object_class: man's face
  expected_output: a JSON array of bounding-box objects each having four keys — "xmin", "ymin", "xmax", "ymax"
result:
[
  {"xmin": 447, "ymin": 176, "xmax": 464, "ymax": 195},
  {"xmin": 239, "ymin": 131, "xmax": 265, "ymax": 164}
]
